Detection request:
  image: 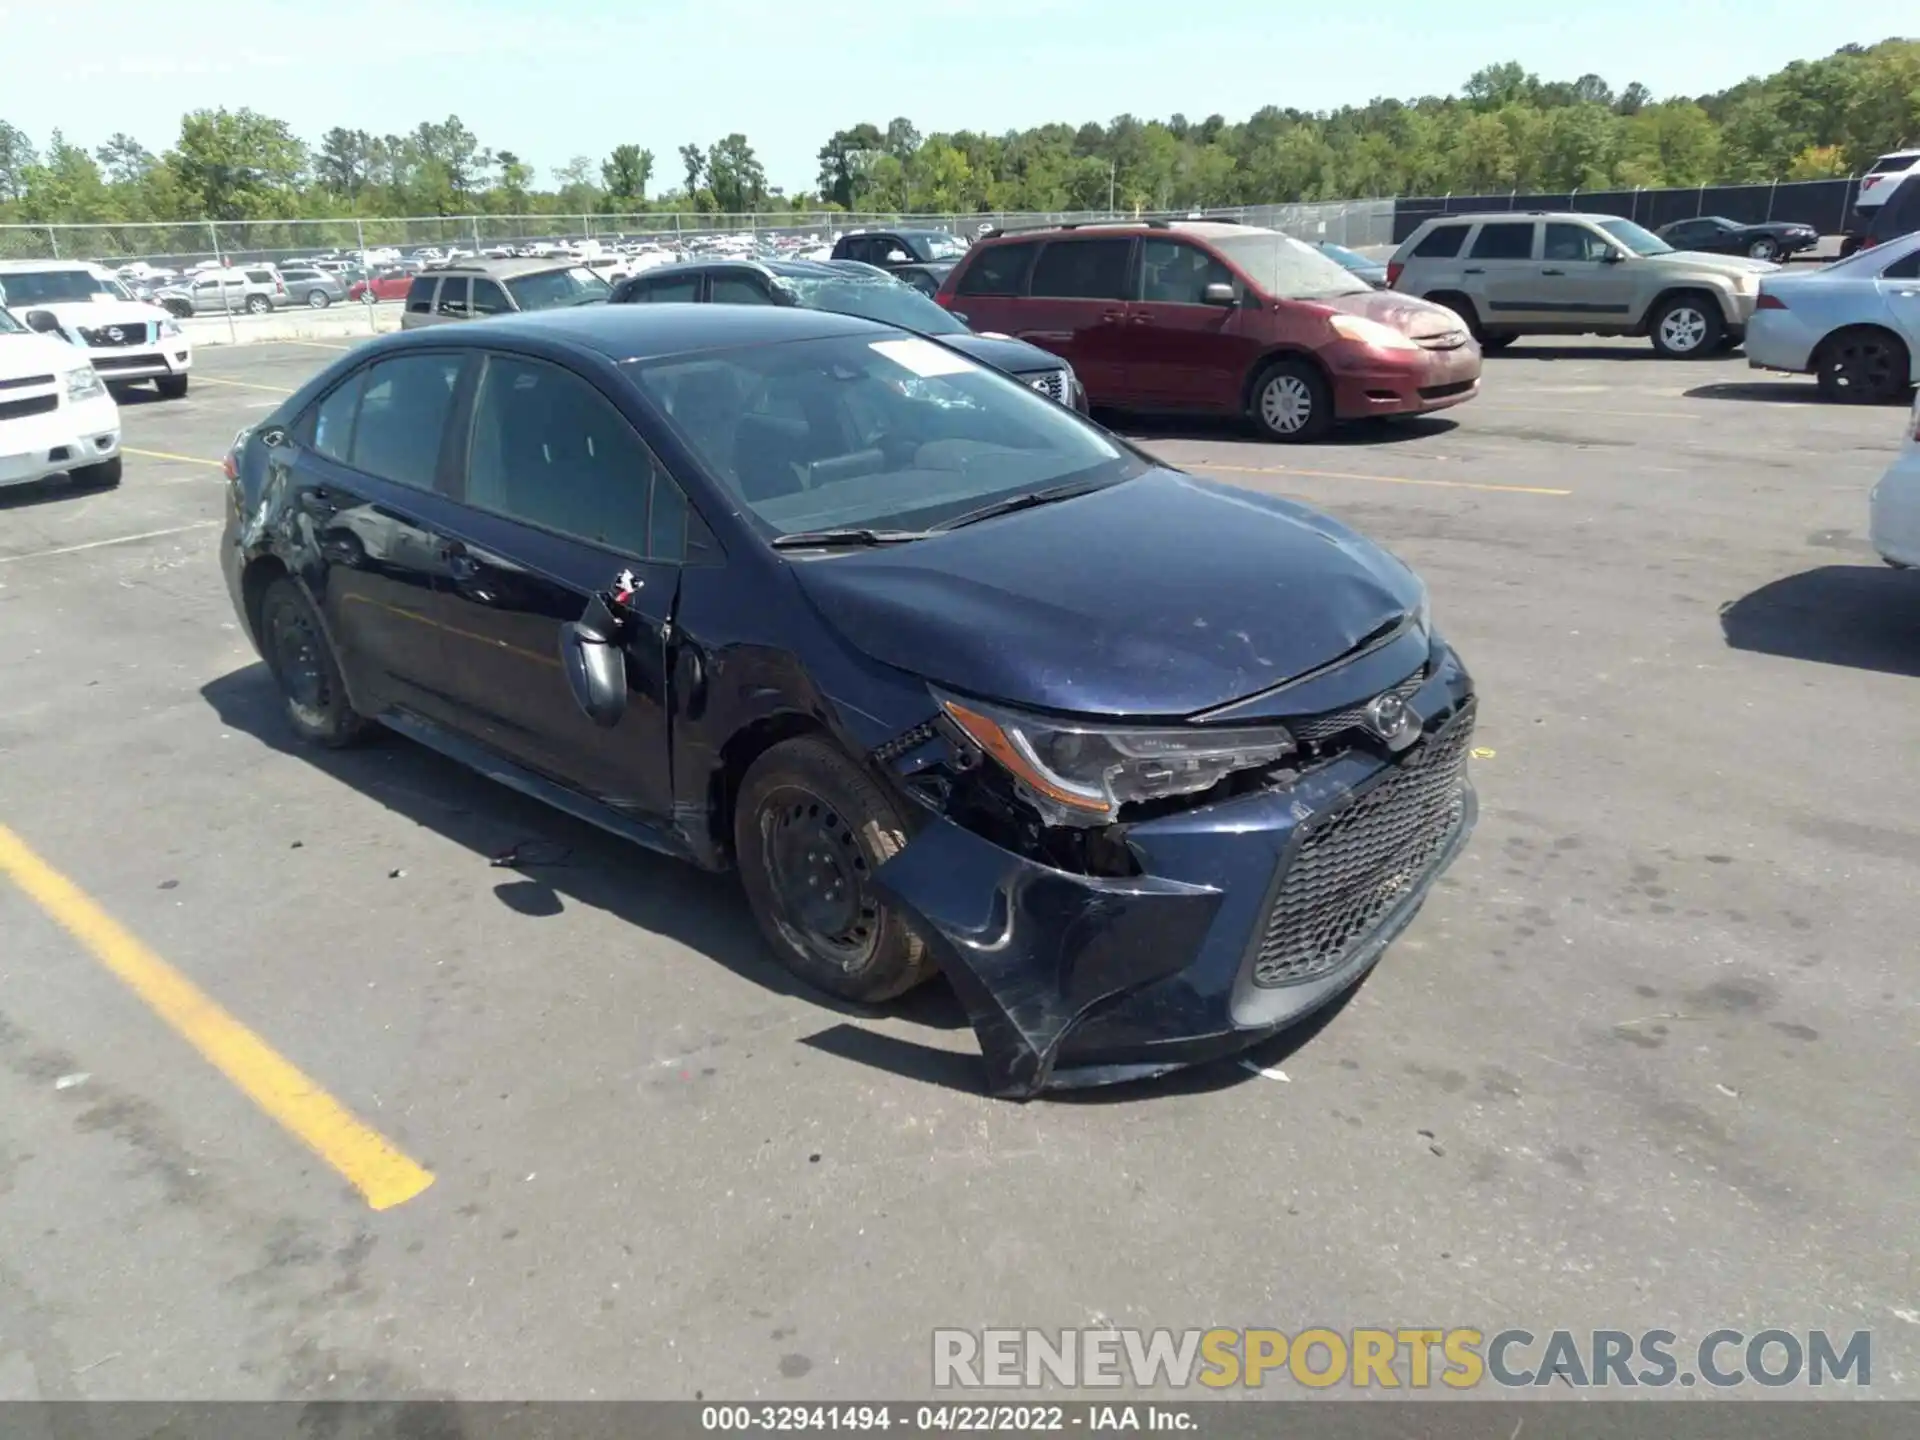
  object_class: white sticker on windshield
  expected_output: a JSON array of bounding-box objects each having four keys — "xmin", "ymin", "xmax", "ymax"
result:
[{"xmin": 869, "ymin": 337, "xmax": 975, "ymax": 378}]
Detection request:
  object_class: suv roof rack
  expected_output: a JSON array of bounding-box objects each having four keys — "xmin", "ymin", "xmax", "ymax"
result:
[{"xmin": 980, "ymin": 214, "xmax": 1240, "ymax": 240}]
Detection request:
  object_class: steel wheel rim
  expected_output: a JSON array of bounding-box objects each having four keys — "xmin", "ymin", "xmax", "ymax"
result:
[
  {"xmin": 1828, "ymin": 340, "xmax": 1897, "ymax": 396},
  {"xmin": 1749, "ymin": 239, "xmax": 1777, "ymax": 260},
  {"xmin": 1260, "ymin": 374, "xmax": 1313, "ymax": 433},
  {"xmin": 1660, "ymin": 307, "xmax": 1708, "ymax": 352},
  {"xmin": 266, "ymin": 601, "xmax": 328, "ymax": 714},
  {"xmin": 760, "ymin": 790, "xmax": 879, "ymax": 970}
]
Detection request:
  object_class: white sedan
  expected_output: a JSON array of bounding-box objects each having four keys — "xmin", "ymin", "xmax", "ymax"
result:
[
  {"xmin": 0, "ymin": 307, "xmax": 121, "ymax": 491},
  {"xmin": 1869, "ymin": 391, "xmax": 1920, "ymax": 568}
]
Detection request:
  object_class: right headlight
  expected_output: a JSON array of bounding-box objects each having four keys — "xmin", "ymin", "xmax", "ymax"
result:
[{"xmin": 937, "ymin": 690, "xmax": 1295, "ymax": 826}]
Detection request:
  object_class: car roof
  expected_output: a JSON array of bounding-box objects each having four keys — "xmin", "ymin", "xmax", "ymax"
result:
[
  {"xmin": 0, "ymin": 259, "xmax": 108, "ymax": 274},
  {"xmin": 981, "ymin": 219, "xmax": 1277, "ymax": 242},
  {"xmin": 1414, "ymin": 211, "xmax": 1621, "ymax": 225},
  {"xmin": 392, "ymin": 301, "xmax": 891, "ymax": 362},
  {"xmin": 433, "ymin": 257, "xmax": 582, "ymax": 278},
  {"xmin": 632, "ymin": 258, "xmax": 889, "ymax": 283}
]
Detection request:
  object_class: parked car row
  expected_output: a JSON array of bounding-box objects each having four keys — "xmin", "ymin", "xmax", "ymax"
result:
[{"xmin": 0, "ymin": 260, "xmax": 193, "ymax": 399}]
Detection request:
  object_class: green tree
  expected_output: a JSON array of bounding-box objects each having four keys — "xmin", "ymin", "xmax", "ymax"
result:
[
  {"xmin": 551, "ymin": 155, "xmax": 600, "ymax": 214},
  {"xmin": 94, "ymin": 133, "xmax": 154, "ymax": 186},
  {"xmin": 168, "ymin": 108, "xmax": 306, "ymax": 219},
  {"xmin": 0, "ymin": 120, "xmax": 39, "ymax": 203},
  {"xmin": 706, "ymin": 133, "xmax": 766, "ymax": 212},
  {"xmin": 314, "ymin": 127, "xmax": 374, "ymax": 199},
  {"xmin": 678, "ymin": 143, "xmax": 705, "ymax": 199},
  {"xmin": 601, "ymin": 145, "xmax": 654, "ymax": 208},
  {"xmin": 816, "ymin": 123, "xmax": 883, "ymax": 208}
]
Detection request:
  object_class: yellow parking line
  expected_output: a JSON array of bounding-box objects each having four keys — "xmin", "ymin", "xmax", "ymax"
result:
[
  {"xmin": 191, "ymin": 375, "xmax": 293, "ymax": 394},
  {"xmin": 1194, "ymin": 461, "xmax": 1570, "ymax": 497},
  {"xmin": 122, "ymin": 446, "xmax": 223, "ymax": 469},
  {"xmin": 0, "ymin": 822, "xmax": 435, "ymax": 1211}
]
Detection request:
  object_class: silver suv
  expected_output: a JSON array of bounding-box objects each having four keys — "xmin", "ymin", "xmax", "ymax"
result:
[
  {"xmin": 1389, "ymin": 212, "xmax": 1777, "ymax": 358},
  {"xmin": 398, "ymin": 258, "xmax": 612, "ymax": 330}
]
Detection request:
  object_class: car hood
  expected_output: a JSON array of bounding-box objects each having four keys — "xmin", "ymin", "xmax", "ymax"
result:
[
  {"xmin": 937, "ymin": 331, "xmax": 1068, "ymax": 375},
  {"xmin": 0, "ymin": 329, "xmax": 89, "ymax": 377},
  {"xmin": 1318, "ymin": 288, "xmax": 1467, "ymax": 339},
  {"xmin": 1655, "ymin": 251, "xmax": 1780, "ymax": 277},
  {"xmin": 791, "ymin": 468, "xmax": 1424, "ymax": 718}
]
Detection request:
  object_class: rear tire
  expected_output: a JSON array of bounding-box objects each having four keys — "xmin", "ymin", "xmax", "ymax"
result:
[
  {"xmin": 154, "ymin": 374, "xmax": 189, "ymax": 400},
  {"xmin": 71, "ymin": 455, "xmax": 121, "ymax": 490},
  {"xmin": 258, "ymin": 577, "xmax": 368, "ymax": 748},
  {"xmin": 1249, "ymin": 358, "xmax": 1333, "ymax": 442},
  {"xmin": 734, "ymin": 736, "xmax": 933, "ymax": 1004},
  {"xmin": 1813, "ymin": 327, "xmax": 1911, "ymax": 403},
  {"xmin": 245, "ymin": 294, "xmax": 272, "ymax": 315},
  {"xmin": 1649, "ymin": 294, "xmax": 1725, "ymax": 359}
]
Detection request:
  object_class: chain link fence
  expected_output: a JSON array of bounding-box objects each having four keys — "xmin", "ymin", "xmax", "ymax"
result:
[{"xmin": 0, "ymin": 199, "xmax": 1398, "ymax": 270}]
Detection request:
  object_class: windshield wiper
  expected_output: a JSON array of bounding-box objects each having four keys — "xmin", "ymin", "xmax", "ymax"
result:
[
  {"xmin": 769, "ymin": 527, "xmax": 934, "ymax": 550},
  {"xmin": 935, "ymin": 480, "xmax": 1106, "ymax": 532}
]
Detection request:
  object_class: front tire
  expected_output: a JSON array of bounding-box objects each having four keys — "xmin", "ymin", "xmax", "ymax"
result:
[
  {"xmin": 1747, "ymin": 237, "xmax": 1780, "ymax": 262},
  {"xmin": 258, "ymin": 577, "xmax": 367, "ymax": 748},
  {"xmin": 154, "ymin": 374, "xmax": 189, "ymax": 400},
  {"xmin": 1250, "ymin": 358, "xmax": 1333, "ymax": 442},
  {"xmin": 1649, "ymin": 294, "xmax": 1725, "ymax": 359},
  {"xmin": 734, "ymin": 736, "xmax": 932, "ymax": 1004},
  {"xmin": 71, "ymin": 455, "xmax": 121, "ymax": 490},
  {"xmin": 1814, "ymin": 327, "xmax": 1911, "ymax": 403}
]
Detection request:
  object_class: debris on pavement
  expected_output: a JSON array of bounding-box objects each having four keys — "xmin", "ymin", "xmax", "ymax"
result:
[
  {"xmin": 54, "ymin": 1072, "xmax": 90, "ymax": 1091},
  {"xmin": 490, "ymin": 840, "xmax": 575, "ymax": 870}
]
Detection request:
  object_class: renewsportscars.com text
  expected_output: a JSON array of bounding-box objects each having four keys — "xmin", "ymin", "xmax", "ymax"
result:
[{"xmin": 932, "ymin": 1327, "xmax": 1872, "ymax": 1390}]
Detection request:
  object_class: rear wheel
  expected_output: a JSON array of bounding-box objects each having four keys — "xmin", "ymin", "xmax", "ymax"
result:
[
  {"xmin": 1649, "ymin": 294, "xmax": 1724, "ymax": 359},
  {"xmin": 734, "ymin": 736, "xmax": 932, "ymax": 1003},
  {"xmin": 1814, "ymin": 327, "xmax": 1911, "ymax": 403},
  {"xmin": 1249, "ymin": 358, "xmax": 1333, "ymax": 442},
  {"xmin": 307, "ymin": 289, "xmax": 331, "ymax": 308},
  {"xmin": 244, "ymin": 294, "xmax": 272, "ymax": 315},
  {"xmin": 258, "ymin": 577, "xmax": 367, "ymax": 748},
  {"xmin": 71, "ymin": 455, "xmax": 121, "ymax": 490},
  {"xmin": 154, "ymin": 374, "xmax": 189, "ymax": 400}
]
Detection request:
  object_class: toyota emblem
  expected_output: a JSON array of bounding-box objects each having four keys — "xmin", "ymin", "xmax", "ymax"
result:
[
  {"xmin": 105, "ymin": 326, "xmax": 124, "ymax": 343},
  {"xmin": 1364, "ymin": 692, "xmax": 1421, "ymax": 751}
]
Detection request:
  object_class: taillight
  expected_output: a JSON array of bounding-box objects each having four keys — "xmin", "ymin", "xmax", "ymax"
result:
[
  {"xmin": 1755, "ymin": 292, "xmax": 1787, "ymax": 310},
  {"xmin": 1386, "ymin": 260, "xmax": 1404, "ymax": 287},
  {"xmin": 222, "ymin": 451, "xmax": 239, "ymax": 481}
]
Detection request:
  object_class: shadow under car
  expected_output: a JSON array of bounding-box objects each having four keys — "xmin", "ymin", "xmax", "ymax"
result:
[{"xmin": 1719, "ymin": 565, "xmax": 1920, "ymax": 679}]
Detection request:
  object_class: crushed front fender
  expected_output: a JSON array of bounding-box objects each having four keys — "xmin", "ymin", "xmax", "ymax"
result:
[{"xmin": 871, "ymin": 816, "xmax": 1222, "ymax": 1099}]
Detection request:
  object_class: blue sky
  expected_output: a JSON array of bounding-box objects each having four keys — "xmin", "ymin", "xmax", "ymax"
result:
[{"xmin": 6, "ymin": 0, "xmax": 1914, "ymax": 194}]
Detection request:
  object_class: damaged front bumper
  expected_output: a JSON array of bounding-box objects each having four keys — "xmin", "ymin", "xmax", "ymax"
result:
[{"xmin": 872, "ymin": 646, "xmax": 1478, "ymax": 1099}]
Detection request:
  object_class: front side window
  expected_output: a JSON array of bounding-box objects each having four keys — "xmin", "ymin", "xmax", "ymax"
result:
[
  {"xmin": 915, "ymin": 233, "xmax": 968, "ymax": 261},
  {"xmin": 633, "ymin": 274, "xmax": 700, "ymax": 304},
  {"xmin": 465, "ymin": 354, "xmax": 666, "ymax": 557},
  {"xmin": 1468, "ymin": 223, "xmax": 1535, "ymax": 260},
  {"xmin": 627, "ymin": 333, "xmax": 1141, "ymax": 536},
  {"xmin": 710, "ymin": 273, "xmax": 773, "ymax": 304},
  {"xmin": 773, "ymin": 275, "xmax": 968, "ymax": 334},
  {"xmin": 1543, "ymin": 224, "xmax": 1613, "ymax": 262},
  {"xmin": 350, "ymin": 352, "xmax": 463, "ymax": 490},
  {"xmin": 1138, "ymin": 238, "xmax": 1235, "ymax": 304},
  {"xmin": 1029, "ymin": 238, "xmax": 1133, "ymax": 300},
  {"xmin": 955, "ymin": 241, "xmax": 1037, "ymax": 296},
  {"xmin": 503, "ymin": 266, "xmax": 612, "ymax": 312},
  {"xmin": 470, "ymin": 278, "xmax": 510, "ymax": 315},
  {"xmin": 1208, "ymin": 233, "xmax": 1371, "ymax": 300}
]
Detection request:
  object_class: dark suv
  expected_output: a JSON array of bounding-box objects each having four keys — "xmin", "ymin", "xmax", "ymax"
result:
[
  {"xmin": 220, "ymin": 304, "xmax": 1475, "ymax": 1098},
  {"xmin": 829, "ymin": 228, "xmax": 969, "ymax": 295},
  {"xmin": 936, "ymin": 220, "xmax": 1480, "ymax": 441},
  {"xmin": 611, "ymin": 257, "xmax": 1086, "ymax": 410}
]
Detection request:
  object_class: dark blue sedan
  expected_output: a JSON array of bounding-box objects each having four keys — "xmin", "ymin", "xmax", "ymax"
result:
[{"xmin": 219, "ymin": 303, "xmax": 1477, "ymax": 1097}]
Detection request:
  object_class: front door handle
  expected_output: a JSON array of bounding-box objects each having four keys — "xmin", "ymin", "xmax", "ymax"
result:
[
  {"xmin": 1541, "ymin": 268, "xmax": 1566, "ymax": 276},
  {"xmin": 1463, "ymin": 267, "xmax": 1485, "ymax": 275},
  {"xmin": 1099, "ymin": 309, "xmax": 1125, "ymax": 323}
]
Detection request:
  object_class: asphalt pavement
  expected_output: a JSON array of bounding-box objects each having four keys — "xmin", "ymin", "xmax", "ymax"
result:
[{"xmin": 0, "ymin": 337, "xmax": 1916, "ymax": 1401}]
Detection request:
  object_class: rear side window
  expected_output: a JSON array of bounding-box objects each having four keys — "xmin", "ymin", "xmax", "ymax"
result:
[
  {"xmin": 1867, "ymin": 154, "xmax": 1918, "ymax": 175},
  {"xmin": 1883, "ymin": 249, "xmax": 1920, "ymax": 280},
  {"xmin": 350, "ymin": 353, "xmax": 463, "ymax": 490},
  {"xmin": 956, "ymin": 241, "xmax": 1038, "ymax": 296},
  {"xmin": 404, "ymin": 276, "xmax": 437, "ymax": 314},
  {"xmin": 309, "ymin": 373, "xmax": 363, "ymax": 464},
  {"xmin": 246, "ymin": 269, "xmax": 275, "ymax": 284},
  {"xmin": 435, "ymin": 276, "xmax": 471, "ymax": 317},
  {"xmin": 1469, "ymin": 223, "xmax": 1535, "ymax": 260},
  {"xmin": 1412, "ymin": 225, "xmax": 1469, "ymax": 259},
  {"xmin": 465, "ymin": 354, "xmax": 683, "ymax": 560},
  {"xmin": 1029, "ymin": 238, "xmax": 1132, "ymax": 300},
  {"xmin": 283, "ymin": 269, "xmax": 319, "ymax": 281}
]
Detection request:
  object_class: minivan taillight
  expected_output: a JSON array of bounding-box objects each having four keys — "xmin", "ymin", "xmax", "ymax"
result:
[{"xmin": 1386, "ymin": 260, "xmax": 1404, "ymax": 288}]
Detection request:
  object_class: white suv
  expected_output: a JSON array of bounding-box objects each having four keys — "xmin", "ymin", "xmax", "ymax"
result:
[
  {"xmin": 0, "ymin": 260, "xmax": 193, "ymax": 399},
  {"xmin": 0, "ymin": 304, "xmax": 121, "ymax": 491}
]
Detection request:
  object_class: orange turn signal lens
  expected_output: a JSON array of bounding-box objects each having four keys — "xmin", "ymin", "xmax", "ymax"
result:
[{"xmin": 940, "ymin": 699, "xmax": 1110, "ymax": 814}]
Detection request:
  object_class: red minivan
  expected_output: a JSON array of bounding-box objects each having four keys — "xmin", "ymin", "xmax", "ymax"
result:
[{"xmin": 935, "ymin": 220, "xmax": 1481, "ymax": 441}]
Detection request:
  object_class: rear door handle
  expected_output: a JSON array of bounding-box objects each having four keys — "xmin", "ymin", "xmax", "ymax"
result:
[
  {"xmin": 1463, "ymin": 267, "xmax": 1485, "ymax": 275},
  {"xmin": 1541, "ymin": 268, "xmax": 1566, "ymax": 276},
  {"xmin": 1099, "ymin": 309, "xmax": 1125, "ymax": 323}
]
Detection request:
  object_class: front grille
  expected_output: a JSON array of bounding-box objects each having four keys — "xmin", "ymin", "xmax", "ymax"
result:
[
  {"xmin": 1251, "ymin": 706, "xmax": 1474, "ymax": 989},
  {"xmin": 1419, "ymin": 379, "xmax": 1475, "ymax": 400},
  {"xmin": 1025, "ymin": 368, "xmax": 1070, "ymax": 404},
  {"xmin": 1289, "ymin": 667, "xmax": 1426, "ymax": 748},
  {"xmin": 0, "ymin": 393, "xmax": 59, "ymax": 422},
  {"xmin": 77, "ymin": 323, "xmax": 152, "ymax": 347},
  {"xmin": 90, "ymin": 355, "xmax": 153, "ymax": 372},
  {"xmin": 0, "ymin": 373, "xmax": 54, "ymax": 392}
]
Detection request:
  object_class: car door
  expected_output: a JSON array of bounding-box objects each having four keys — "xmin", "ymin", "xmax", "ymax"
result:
[
  {"xmin": 1017, "ymin": 236, "xmax": 1139, "ymax": 404},
  {"xmin": 289, "ymin": 350, "xmax": 476, "ymax": 729},
  {"xmin": 431, "ymin": 350, "xmax": 686, "ymax": 815},
  {"xmin": 1875, "ymin": 246, "xmax": 1920, "ymax": 368},
  {"xmin": 1462, "ymin": 220, "xmax": 1544, "ymax": 323},
  {"xmin": 191, "ymin": 277, "xmax": 223, "ymax": 314},
  {"xmin": 1539, "ymin": 222, "xmax": 1638, "ymax": 325},
  {"xmin": 1125, "ymin": 235, "xmax": 1256, "ymax": 408}
]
